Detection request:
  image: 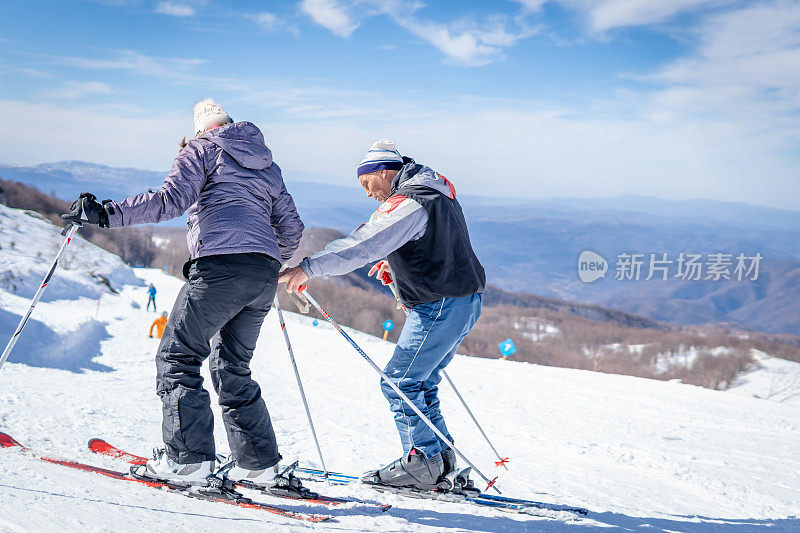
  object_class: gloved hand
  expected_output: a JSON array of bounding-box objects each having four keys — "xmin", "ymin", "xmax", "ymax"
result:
[
  {"xmin": 368, "ymin": 260, "xmax": 393, "ymax": 285},
  {"xmin": 62, "ymin": 192, "xmax": 110, "ymax": 228}
]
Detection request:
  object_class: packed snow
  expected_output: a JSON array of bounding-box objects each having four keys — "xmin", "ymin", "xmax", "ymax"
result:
[{"xmin": 0, "ymin": 205, "xmax": 798, "ymax": 532}]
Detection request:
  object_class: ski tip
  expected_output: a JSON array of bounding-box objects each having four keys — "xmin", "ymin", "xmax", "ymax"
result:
[
  {"xmin": 0, "ymin": 432, "xmax": 23, "ymax": 448},
  {"xmin": 87, "ymin": 438, "xmax": 113, "ymax": 453}
]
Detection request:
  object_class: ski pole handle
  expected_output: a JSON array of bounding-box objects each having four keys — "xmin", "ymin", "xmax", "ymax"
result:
[
  {"xmin": 387, "ymin": 281, "xmax": 409, "ymax": 314},
  {"xmin": 287, "ymin": 290, "xmax": 311, "ymax": 314}
]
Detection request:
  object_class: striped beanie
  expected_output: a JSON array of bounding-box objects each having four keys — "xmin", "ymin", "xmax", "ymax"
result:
[{"xmin": 357, "ymin": 140, "xmax": 404, "ymax": 177}]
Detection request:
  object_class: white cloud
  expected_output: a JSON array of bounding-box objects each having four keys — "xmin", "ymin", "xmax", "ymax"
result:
[
  {"xmin": 562, "ymin": 0, "xmax": 731, "ymax": 32},
  {"xmin": 155, "ymin": 1, "xmax": 195, "ymax": 17},
  {"xmin": 0, "ymin": 64, "xmax": 53, "ymax": 78},
  {"xmin": 300, "ymin": 0, "xmax": 359, "ymax": 38},
  {"xmin": 650, "ymin": 2, "xmax": 800, "ymax": 91},
  {"xmin": 391, "ymin": 13, "xmax": 537, "ymax": 66},
  {"xmin": 515, "ymin": 0, "xmax": 548, "ymax": 12},
  {"xmin": 251, "ymin": 12, "xmax": 279, "ymax": 30},
  {"xmin": 47, "ymin": 81, "xmax": 115, "ymax": 99},
  {"xmin": 299, "ymin": 0, "xmax": 538, "ymax": 66},
  {"xmin": 58, "ymin": 50, "xmax": 205, "ymax": 80},
  {"xmin": 638, "ymin": 0, "xmax": 800, "ymax": 139},
  {"xmin": 396, "ymin": 19, "xmax": 503, "ymax": 66}
]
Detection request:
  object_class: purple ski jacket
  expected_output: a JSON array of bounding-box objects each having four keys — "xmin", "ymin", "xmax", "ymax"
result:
[{"xmin": 105, "ymin": 122, "xmax": 304, "ymax": 263}]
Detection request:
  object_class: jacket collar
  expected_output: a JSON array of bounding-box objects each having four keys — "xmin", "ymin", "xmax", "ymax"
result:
[{"xmin": 390, "ymin": 157, "xmax": 421, "ymax": 194}]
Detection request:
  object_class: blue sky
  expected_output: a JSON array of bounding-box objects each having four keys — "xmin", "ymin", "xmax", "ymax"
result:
[{"xmin": 0, "ymin": 0, "xmax": 798, "ymax": 209}]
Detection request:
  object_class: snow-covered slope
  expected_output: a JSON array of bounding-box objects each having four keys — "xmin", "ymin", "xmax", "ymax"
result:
[
  {"xmin": 0, "ymin": 209, "xmax": 798, "ymax": 531},
  {"xmin": 728, "ymin": 351, "xmax": 800, "ymax": 406}
]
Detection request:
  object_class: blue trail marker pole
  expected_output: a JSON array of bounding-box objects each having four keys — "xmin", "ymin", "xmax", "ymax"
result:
[
  {"xmin": 381, "ymin": 318, "xmax": 394, "ymax": 340},
  {"xmin": 498, "ymin": 339, "xmax": 517, "ymax": 359}
]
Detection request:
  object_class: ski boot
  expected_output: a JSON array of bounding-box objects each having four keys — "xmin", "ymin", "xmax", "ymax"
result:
[
  {"xmin": 134, "ymin": 447, "xmax": 215, "ymax": 487},
  {"xmin": 451, "ymin": 466, "xmax": 481, "ymax": 497},
  {"xmin": 219, "ymin": 459, "xmax": 318, "ymax": 499},
  {"xmin": 437, "ymin": 448, "xmax": 458, "ymax": 491},
  {"xmin": 361, "ymin": 448, "xmax": 445, "ymax": 490}
]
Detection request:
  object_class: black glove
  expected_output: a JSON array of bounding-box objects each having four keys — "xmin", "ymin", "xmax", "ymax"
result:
[{"xmin": 61, "ymin": 192, "xmax": 110, "ymax": 228}]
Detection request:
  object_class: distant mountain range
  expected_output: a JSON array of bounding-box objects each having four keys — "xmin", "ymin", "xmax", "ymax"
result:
[{"xmin": 2, "ymin": 160, "xmax": 798, "ymax": 334}]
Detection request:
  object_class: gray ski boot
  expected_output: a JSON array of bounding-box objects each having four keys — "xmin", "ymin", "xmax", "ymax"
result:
[{"xmin": 361, "ymin": 448, "xmax": 444, "ymax": 490}]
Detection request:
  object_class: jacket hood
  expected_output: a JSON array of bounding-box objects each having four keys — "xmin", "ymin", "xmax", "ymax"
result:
[
  {"xmin": 202, "ymin": 121, "xmax": 272, "ymax": 170},
  {"xmin": 392, "ymin": 157, "xmax": 455, "ymax": 199}
]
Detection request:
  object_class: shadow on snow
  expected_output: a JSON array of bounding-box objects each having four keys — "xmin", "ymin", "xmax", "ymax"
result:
[
  {"xmin": 387, "ymin": 506, "xmax": 799, "ymax": 532},
  {"xmin": 0, "ymin": 308, "xmax": 112, "ymax": 373}
]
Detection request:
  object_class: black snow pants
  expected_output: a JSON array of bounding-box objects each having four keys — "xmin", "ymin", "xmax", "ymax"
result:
[{"xmin": 156, "ymin": 253, "xmax": 281, "ymax": 469}]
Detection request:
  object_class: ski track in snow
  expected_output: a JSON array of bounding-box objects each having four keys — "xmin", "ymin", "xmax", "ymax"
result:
[{"xmin": 0, "ymin": 205, "xmax": 799, "ymax": 532}]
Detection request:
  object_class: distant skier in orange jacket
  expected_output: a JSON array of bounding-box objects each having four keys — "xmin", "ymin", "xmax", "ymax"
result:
[{"xmin": 150, "ymin": 312, "xmax": 168, "ymax": 339}]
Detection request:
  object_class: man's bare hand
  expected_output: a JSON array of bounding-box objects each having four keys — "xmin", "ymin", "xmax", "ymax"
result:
[
  {"xmin": 368, "ymin": 260, "xmax": 393, "ymax": 285},
  {"xmin": 279, "ymin": 266, "xmax": 309, "ymax": 294}
]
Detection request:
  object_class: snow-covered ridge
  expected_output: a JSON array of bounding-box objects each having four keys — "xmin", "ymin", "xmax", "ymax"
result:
[{"xmin": 0, "ymin": 206, "xmax": 798, "ymax": 531}]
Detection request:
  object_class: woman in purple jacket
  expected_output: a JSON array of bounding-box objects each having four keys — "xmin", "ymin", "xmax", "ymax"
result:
[{"xmin": 63, "ymin": 99, "xmax": 305, "ymax": 490}]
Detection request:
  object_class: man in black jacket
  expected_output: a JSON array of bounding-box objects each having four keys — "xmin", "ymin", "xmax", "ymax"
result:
[{"xmin": 280, "ymin": 140, "xmax": 485, "ymax": 490}]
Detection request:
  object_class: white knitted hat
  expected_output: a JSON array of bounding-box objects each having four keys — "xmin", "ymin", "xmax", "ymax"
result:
[{"xmin": 193, "ymin": 98, "xmax": 231, "ymax": 137}]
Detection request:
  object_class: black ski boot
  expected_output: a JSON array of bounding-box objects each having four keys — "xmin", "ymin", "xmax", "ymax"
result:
[
  {"xmin": 451, "ymin": 467, "xmax": 481, "ymax": 497},
  {"xmin": 361, "ymin": 448, "xmax": 444, "ymax": 490},
  {"xmin": 438, "ymin": 448, "xmax": 458, "ymax": 490}
]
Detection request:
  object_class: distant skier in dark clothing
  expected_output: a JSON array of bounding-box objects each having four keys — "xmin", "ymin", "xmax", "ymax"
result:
[
  {"xmin": 281, "ymin": 140, "xmax": 485, "ymax": 491},
  {"xmin": 146, "ymin": 283, "xmax": 157, "ymax": 311},
  {"xmin": 62, "ymin": 98, "xmax": 304, "ymax": 488}
]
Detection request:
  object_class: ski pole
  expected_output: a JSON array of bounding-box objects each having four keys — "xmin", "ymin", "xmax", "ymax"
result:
[
  {"xmin": 385, "ymin": 279, "xmax": 509, "ymax": 470},
  {"xmin": 299, "ymin": 286, "xmax": 501, "ymax": 494},
  {"xmin": 0, "ymin": 223, "xmax": 81, "ymax": 374},
  {"xmin": 274, "ymin": 296, "xmax": 329, "ymax": 481}
]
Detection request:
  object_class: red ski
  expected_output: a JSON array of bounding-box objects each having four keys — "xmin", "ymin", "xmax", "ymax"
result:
[
  {"xmin": 88, "ymin": 438, "xmax": 390, "ymax": 512},
  {"xmin": 1, "ymin": 433, "xmax": 331, "ymax": 523},
  {"xmin": 89, "ymin": 438, "xmax": 147, "ymax": 465}
]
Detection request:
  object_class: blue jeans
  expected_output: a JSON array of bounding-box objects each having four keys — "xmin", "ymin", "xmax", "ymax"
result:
[{"xmin": 380, "ymin": 293, "xmax": 482, "ymax": 459}]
